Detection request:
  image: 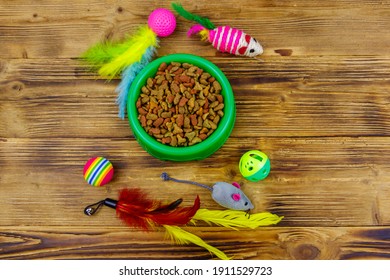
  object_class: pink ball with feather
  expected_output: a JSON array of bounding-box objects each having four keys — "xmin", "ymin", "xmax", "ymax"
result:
[{"xmin": 148, "ymin": 8, "xmax": 176, "ymax": 37}]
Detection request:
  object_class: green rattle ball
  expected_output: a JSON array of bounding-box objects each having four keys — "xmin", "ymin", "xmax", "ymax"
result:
[{"xmin": 239, "ymin": 150, "xmax": 270, "ymax": 182}]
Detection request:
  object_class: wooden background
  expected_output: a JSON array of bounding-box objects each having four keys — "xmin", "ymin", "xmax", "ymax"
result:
[{"xmin": 1, "ymin": 0, "xmax": 390, "ymax": 260}]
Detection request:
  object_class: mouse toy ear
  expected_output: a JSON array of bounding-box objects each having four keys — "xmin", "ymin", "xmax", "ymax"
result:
[
  {"xmin": 231, "ymin": 182, "xmax": 241, "ymax": 189},
  {"xmin": 231, "ymin": 193, "xmax": 241, "ymax": 201}
]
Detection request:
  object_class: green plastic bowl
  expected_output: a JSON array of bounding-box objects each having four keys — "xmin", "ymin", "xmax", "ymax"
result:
[{"xmin": 127, "ymin": 54, "xmax": 235, "ymax": 161}]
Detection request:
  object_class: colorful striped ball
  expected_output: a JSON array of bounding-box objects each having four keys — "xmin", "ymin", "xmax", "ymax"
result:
[{"xmin": 83, "ymin": 157, "xmax": 114, "ymax": 187}]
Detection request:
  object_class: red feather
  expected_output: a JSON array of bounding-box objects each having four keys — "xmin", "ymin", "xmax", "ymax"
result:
[{"xmin": 115, "ymin": 188, "xmax": 200, "ymax": 230}]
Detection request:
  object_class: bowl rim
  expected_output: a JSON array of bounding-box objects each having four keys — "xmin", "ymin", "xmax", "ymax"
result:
[{"xmin": 127, "ymin": 53, "xmax": 235, "ymax": 161}]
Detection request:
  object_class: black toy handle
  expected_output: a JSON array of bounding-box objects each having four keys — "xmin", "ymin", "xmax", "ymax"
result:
[{"xmin": 84, "ymin": 198, "xmax": 118, "ymax": 216}]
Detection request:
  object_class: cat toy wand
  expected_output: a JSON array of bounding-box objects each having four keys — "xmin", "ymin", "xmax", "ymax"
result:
[
  {"xmin": 84, "ymin": 188, "xmax": 283, "ymax": 259},
  {"xmin": 81, "ymin": 8, "xmax": 177, "ymax": 119}
]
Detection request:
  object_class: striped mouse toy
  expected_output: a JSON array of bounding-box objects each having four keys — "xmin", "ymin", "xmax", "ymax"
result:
[{"xmin": 172, "ymin": 3, "xmax": 263, "ymax": 57}]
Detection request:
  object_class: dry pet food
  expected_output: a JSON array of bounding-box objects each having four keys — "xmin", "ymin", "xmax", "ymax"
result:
[{"xmin": 136, "ymin": 62, "xmax": 224, "ymax": 146}]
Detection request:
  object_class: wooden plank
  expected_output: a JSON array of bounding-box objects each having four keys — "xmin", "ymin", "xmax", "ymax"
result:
[
  {"xmin": 1, "ymin": 137, "xmax": 389, "ymax": 227},
  {"xmin": 1, "ymin": 56, "xmax": 389, "ymax": 138},
  {"xmin": 1, "ymin": 226, "xmax": 390, "ymax": 259},
  {"xmin": 1, "ymin": 1, "xmax": 390, "ymax": 58},
  {"xmin": 3, "ymin": 56, "xmax": 390, "ymax": 83},
  {"xmin": 1, "ymin": 0, "xmax": 390, "ymax": 261}
]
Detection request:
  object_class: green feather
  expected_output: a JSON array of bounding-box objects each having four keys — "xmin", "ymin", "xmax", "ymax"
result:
[
  {"xmin": 171, "ymin": 3, "xmax": 215, "ymax": 30},
  {"xmin": 80, "ymin": 25, "xmax": 157, "ymax": 78},
  {"xmin": 81, "ymin": 40, "xmax": 129, "ymax": 70}
]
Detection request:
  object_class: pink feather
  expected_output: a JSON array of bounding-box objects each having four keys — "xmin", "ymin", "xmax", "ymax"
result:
[{"xmin": 187, "ymin": 24, "xmax": 206, "ymax": 37}]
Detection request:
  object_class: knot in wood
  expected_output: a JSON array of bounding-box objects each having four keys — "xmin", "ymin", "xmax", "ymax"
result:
[{"xmin": 293, "ymin": 244, "xmax": 320, "ymax": 260}]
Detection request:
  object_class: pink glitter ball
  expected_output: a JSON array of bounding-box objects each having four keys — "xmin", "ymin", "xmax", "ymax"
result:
[{"xmin": 147, "ymin": 8, "xmax": 176, "ymax": 37}]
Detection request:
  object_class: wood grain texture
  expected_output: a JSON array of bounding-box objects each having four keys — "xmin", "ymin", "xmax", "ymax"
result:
[
  {"xmin": 1, "ymin": 1, "xmax": 390, "ymax": 58},
  {"xmin": 1, "ymin": 56, "xmax": 389, "ymax": 138},
  {"xmin": 1, "ymin": 137, "xmax": 389, "ymax": 227},
  {"xmin": 1, "ymin": 226, "xmax": 390, "ymax": 260},
  {"xmin": 1, "ymin": 0, "xmax": 390, "ymax": 260}
]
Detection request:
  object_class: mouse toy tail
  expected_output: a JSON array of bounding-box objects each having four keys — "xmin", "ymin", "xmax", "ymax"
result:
[{"xmin": 161, "ymin": 172, "xmax": 213, "ymax": 192}]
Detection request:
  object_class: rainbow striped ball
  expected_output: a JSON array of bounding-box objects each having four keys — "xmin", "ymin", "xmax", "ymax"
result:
[{"xmin": 83, "ymin": 157, "xmax": 114, "ymax": 187}]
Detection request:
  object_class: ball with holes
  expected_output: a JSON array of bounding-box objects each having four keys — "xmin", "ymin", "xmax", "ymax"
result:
[
  {"xmin": 147, "ymin": 8, "xmax": 176, "ymax": 37},
  {"xmin": 239, "ymin": 150, "xmax": 270, "ymax": 182},
  {"xmin": 83, "ymin": 157, "xmax": 114, "ymax": 187}
]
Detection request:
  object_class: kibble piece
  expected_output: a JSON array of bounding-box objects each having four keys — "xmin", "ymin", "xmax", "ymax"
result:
[
  {"xmin": 184, "ymin": 116, "xmax": 191, "ymax": 129},
  {"xmin": 171, "ymin": 62, "xmax": 181, "ymax": 67},
  {"xmin": 161, "ymin": 137, "xmax": 171, "ymax": 144},
  {"xmin": 173, "ymin": 93, "xmax": 181, "ymax": 104},
  {"xmin": 170, "ymin": 135, "xmax": 178, "ymax": 146},
  {"xmin": 203, "ymin": 119, "xmax": 211, "ymax": 129},
  {"xmin": 201, "ymin": 72, "xmax": 211, "ymax": 80},
  {"xmin": 209, "ymin": 121, "xmax": 218, "ymax": 130},
  {"xmin": 185, "ymin": 131, "xmax": 196, "ymax": 142},
  {"xmin": 200, "ymin": 127, "xmax": 208, "ymax": 134},
  {"xmin": 200, "ymin": 78, "xmax": 208, "ymax": 86},
  {"xmin": 161, "ymin": 111, "xmax": 172, "ymax": 118},
  {"xmin": 176, "ymin": 114, "xmax": 184, "ymax": 128},
  {"xmin": 177, "ymin": 134, "xmax": 186, "ymax": 145},
  {"xmin": 209, "ymin": 101, "xmax": 219, "ymax": 109},
  {"xmin": 213, "ymin": 115, "xmax": 220, "ymax": 124},
  {"xmin": 141, "ymin": 86, "xmax": 150, "ymax": 94},
  {"xmin": 147, "ymin": 78, "xmax": 154, "ymax": 88},
  {"xmin": 171, "ymin": 83, "xmax": 180, "ymax": 94},
  {"xmin": 214, "ymin": 103, "xmax": 225, "ymax": 111},
  {"xmin": 187, "ymin": 97, "xmax": 195, "ymax": 108},
  {"xmin": 172, "ymin": 123, "xmax": 183, "ymax": 135},
  {"xmin": 146, "ymin": 113, "xmax": 158, "ymax": 120},
  {"xmin": 199, "ymin": 133, "xmax": 207, "ymax": 140},
  {"xmin": 190, "ymin": 114, "xmax": 198, "ymax": 126},
  {"xmin": 153, "ymin": 117, "xmax": 164, "ymax": 128},
  {"xmin": 190, "ymin": 137, "xmax": 202, "ymax": 146},
  {"xmin": 158, "ymin": 62, "xmax": 167, "ymax": 71},
  {"xmin": 138, "ymin": 107, "xmax": 147, "ymax": 115},
  {"xmin": 178, "ymin": 97, "xmax": 188, "ymax": 107},
  {"xmin": 149, "ymin": 127, "xmax": 160, "ymax": 135},
  {"xmin": 140, "ymin": 115, "xmax": 147, "ymax": 127}
]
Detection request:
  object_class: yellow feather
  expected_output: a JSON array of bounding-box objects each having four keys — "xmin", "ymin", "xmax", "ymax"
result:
[
  {"xmin": 98, "ymin": 26, "xmax": 158, "ymax": 78},
  {"xmin": 192, "ymin": 209, "xmax": 283, "ymax": 230},
  {"xmin": 163, "ymin": 225, "xmax": 231, "ymax": 260},
  {"xmin": 199, "ymin": 29, "xmax": 209, "ymax": 41}
]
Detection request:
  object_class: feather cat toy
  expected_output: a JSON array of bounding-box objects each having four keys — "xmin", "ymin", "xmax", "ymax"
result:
[
  {"xmin": 81, "ymin": 8, "xmax": 177, "ymax": 119},
  {"xmin": 172, "ymin": 3, "xmax": 263, "ymax": 57},
  {"xmin": 84, "ymin": 188, "xmax": 283, "ymax": 259},
  {"xmin": 84, "ymin": 188, "xmax": 200, "ymax": 230}
]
